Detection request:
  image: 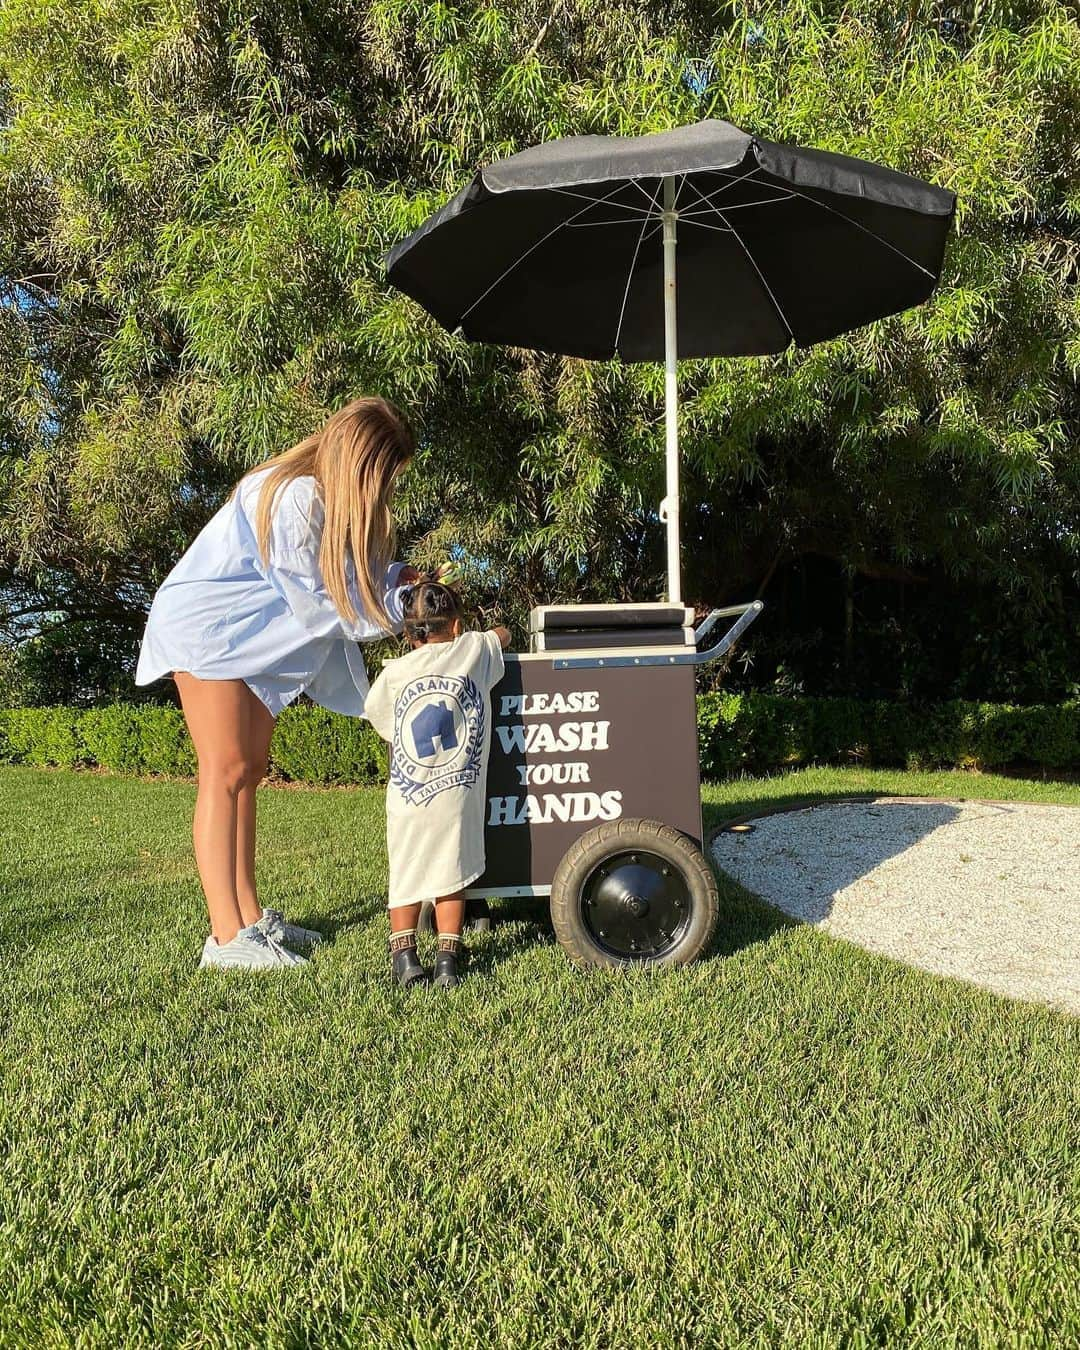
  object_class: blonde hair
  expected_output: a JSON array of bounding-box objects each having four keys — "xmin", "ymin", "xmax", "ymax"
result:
[{"xmin": 245, "ymin": 396, "xmax": 414, "ymax": 632}]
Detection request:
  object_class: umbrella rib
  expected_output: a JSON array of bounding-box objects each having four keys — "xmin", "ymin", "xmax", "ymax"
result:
[
  {"xmin": 629, "ymin": 176, "xmax": 668, "ymax": 209},
  {"xmin": 455, "ymin": 181, "xmax": 639, "ymax": 326},
  {"xmin": 548, "ymin": 186, "xmax": 657, "ymax": 219},
  {"xmin": 678, "ymin": 174, "xmax": 792, "ymax": 219},
  {"xmin": 778, "ymin": 184, "xmax": 939, "ymax": 279},
  {"xmin": 679, "ymin": 194, "xmax": 795, "ymax": 216},
  {"xmin": 614, "ymin": 179, "xmax": 664, "ymax": 356},
  {"xmin": 719, "ymin": 210, "xmax": 797, "ymax": 344},
  {"xmin": 565, "ymin": 218, "xmax": 654, "ymax": 228},
  {"xmin": 680, "ymin": 217, "xmax": 735, "ymax": 235},
  {"xmin": 694, "ymin": 166, "xmax": 937, "ymax": 280},
  {"xmin": 678, "ymin": 162, "xmax": 764, "ymax": 210}
]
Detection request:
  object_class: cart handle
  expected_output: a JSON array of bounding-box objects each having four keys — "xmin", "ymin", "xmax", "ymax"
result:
[
  {"xmin": 552, "ymin": 600, "xmax": 764, "ymax": 670},
  {"xmin": 693, "ymin": 600, "xmax": 765, "ymax": 665}
]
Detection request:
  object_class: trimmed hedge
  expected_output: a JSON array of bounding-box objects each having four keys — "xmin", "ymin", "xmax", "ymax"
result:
[
  {"xmin": 697, "ymin": 694, "xmax": 1080, "ymax": 778},
  {"xmin": 0, "ymin": 703, "xmax": 387, "ymax": 787},
  {"xmin": 271, "ymin": 704, "xmax": 388, "ymax": 786},
  {"xmin": 0, "ymin": 696, "xmax": 1077, "ymax": 785}
]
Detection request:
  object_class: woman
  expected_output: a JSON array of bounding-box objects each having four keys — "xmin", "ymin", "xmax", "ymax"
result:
[{"xmin": 136, "ymin": 396, "xmax": 420, "ymax": 970}]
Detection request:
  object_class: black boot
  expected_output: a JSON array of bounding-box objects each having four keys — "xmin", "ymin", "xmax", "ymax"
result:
[
  {"xmin": 389, "ymin": 930, "xmax": 429, "ymax": 990},
  {"xmin": 433, "ymin": 934, "xmax": 464, "ymax": 989}
]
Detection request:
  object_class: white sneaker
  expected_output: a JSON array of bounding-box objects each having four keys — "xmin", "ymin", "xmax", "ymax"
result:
[
  {"xmin": 257, "ymin": 907, "xmax": 324, "ymax": 949},
  {"xmin": 199, "ymin": 923, "xmax": 308, "ymax": 970}
]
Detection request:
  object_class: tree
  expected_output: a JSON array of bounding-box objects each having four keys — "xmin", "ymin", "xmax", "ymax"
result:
[{"xmin": 1, "ymin": 1, "xmax": 1079, "ymax": 701}]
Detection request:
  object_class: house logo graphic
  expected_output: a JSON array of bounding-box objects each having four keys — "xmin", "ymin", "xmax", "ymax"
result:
[{"xmin": 390, "ymin": 674, "xmax": 485, "ymax": 806}]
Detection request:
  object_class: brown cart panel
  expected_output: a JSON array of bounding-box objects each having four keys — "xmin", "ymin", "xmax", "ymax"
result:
[{"xmin": 471, "ymin": 654, "xmax": 702, "ymax": 894}]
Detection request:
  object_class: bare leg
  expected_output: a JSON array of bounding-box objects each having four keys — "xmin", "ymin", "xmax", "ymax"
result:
[
  {"xmin": 173, "ymin": 674, "xmax": 271, "ymax": 946},
  {"xmin": 234, "ymin": 695, "xmax": 276, "ymax": 927},
  {"xmin": 434, "ymin": 891, "xmax": 465, "ymax": 937},
  {"xmin": 389, "ymin": 903, "xmax": 423, "ymax": 934}
]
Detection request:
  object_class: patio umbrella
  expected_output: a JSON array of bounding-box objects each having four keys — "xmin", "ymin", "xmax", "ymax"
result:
[{"xmin": 386, "ymin": 118, "xmax": 955, "ymax": 602}]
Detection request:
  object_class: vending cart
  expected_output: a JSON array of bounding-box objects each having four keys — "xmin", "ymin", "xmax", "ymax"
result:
[
  {"xmin": 387, "ymin": 124, "xmax": 951, "ymax": 968},
  {"xmin": 463, "ymin": 599, "xmax": 762, "ymax": 968}
]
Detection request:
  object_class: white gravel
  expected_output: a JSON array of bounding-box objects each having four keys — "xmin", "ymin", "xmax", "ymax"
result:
[{"xmin": 710, "ymin": 797, "xmax": 1080, "ymax": 1015}]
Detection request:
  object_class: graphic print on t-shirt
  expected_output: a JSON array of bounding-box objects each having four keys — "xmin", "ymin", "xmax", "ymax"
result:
[{"xmin": 390, "ymin": 673, "xmax": 486, "ymax": 806}]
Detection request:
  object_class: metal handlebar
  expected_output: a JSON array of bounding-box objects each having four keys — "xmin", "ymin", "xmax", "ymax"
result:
[
  {"xmin": 692, "ymin": 600, "xmax": 765, "ymax": 665},
  {"xmin": 551, "ymin": 600, "xmax": 764, "ymax": 670}
]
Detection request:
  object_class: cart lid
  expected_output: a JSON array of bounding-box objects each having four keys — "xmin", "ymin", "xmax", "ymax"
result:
[{"xmin": 530, "ymin": 602, "xmax": 693, "ymax": 632}]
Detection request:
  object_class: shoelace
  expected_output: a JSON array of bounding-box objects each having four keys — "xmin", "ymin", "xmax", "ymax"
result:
[
  {"xmin": 260, "ymin": 908, "xmax": 298, "ymax": 946},
  {"xmin": 252, "ymin": 925, "xmax": 291, "ymax": 963}
]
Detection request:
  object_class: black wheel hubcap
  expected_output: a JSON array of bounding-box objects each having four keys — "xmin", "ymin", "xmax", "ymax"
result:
[{"xmin": 580, "ymin": 850, "xmax": 691, "ymax": 959}]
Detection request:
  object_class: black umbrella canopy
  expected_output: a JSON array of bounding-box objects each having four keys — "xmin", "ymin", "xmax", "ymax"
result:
[{"xmin": 386, "ymin": 119, "xmax": 956, "ymax": 361}]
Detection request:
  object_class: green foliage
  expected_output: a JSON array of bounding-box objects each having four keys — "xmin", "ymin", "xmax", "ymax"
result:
[
  {"xmin": 0, "ymin": 707, "xmax": 83, "ymax": 767},
  {"xmin": 2, "ymin": 694, "xmax": 1077, "ymax": 782},
  {"xmin": 79, "ymin": 703, "xmax": 186, "ymax": 776},
  {"xmin": 271, "ymin": 703, "xmax": 388, "ymax": 785},
  {"xmin": 2, "ymin": 1, "xmax": 1080, "ymax": 704},
  {"xmin": 0, "ymin": 701, "xmax": 387, "ymax": 781},
  {"xmin": 697, "ymin": 692, "xmax": 1080, "ymax": 777},
  {"xmin": 136, "ymin": 705, "xmax": 198, "ymax": 777}
]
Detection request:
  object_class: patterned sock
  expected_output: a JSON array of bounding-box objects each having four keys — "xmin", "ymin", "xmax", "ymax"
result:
[
  {"xmin": 437, "ymin": 933, "xmax": 462, "ymax": 954},
  {"xmin": 389, "ymin": 928, "xmax": 418, "ymax": 954}
]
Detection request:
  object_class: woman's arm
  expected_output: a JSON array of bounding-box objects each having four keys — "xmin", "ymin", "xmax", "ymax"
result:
[{"xmin": 383, "ymin": 563, "xmax": 422, "ymax": 635}]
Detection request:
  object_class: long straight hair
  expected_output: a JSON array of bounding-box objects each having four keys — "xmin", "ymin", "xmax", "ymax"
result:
[{"xmin": 244, "ymin": 396, "xmax": 414, "ymax": 632}]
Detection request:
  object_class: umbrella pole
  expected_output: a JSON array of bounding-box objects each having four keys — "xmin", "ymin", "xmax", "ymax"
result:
[{"xmin": 661, "ymin": 175, "xmax": 681, "ymax": 604}]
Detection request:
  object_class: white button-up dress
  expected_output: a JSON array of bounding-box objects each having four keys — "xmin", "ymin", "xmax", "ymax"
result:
[{"xmin": 135, "ymin": 469, "xmax": 408, "ymax": 717}]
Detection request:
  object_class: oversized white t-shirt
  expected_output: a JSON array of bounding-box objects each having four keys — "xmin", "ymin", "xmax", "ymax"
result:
[{"xmin": 364, "ymin": 630, "xmax": 506, "ymax": 907}]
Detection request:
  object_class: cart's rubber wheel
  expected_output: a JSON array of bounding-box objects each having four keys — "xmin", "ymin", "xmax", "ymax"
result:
[{"xmin": 550, "ymin": 818, "xmax": 718, "ymax": 969}]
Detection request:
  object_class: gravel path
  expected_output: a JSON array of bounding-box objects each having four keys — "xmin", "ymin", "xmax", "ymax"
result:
[{"xmin": 710, "ymin": 797, "xmax": 1080, "ymax": 1015}]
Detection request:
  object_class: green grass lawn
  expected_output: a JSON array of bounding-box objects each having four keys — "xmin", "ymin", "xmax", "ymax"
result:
[{"xmin": 1, "ymin": 765, "xmax": 1077, "ymax": 1347}]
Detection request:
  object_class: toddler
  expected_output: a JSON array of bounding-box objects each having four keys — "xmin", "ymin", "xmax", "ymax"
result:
[{"xmin": 364, "ymin": 580, "xmax": 510, "ymax": 988}]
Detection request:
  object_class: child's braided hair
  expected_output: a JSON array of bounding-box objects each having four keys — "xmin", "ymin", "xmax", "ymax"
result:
[{"xmin": 402, "ymin": 579, "xmax": 463, "ymax": 645}]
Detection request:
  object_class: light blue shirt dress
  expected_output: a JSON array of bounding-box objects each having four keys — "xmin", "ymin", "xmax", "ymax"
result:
[{"xmin": 135, "ymin": 469, "xmax": 408, "ymax": 717}]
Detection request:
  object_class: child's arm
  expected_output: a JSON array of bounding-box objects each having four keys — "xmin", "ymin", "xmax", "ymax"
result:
[{"xmin": 479, "ymin": 626, "xmax": 510, "ymax": 690}]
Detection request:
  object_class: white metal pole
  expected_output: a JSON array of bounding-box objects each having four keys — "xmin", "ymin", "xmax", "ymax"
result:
[{"xmin": 661, "ymin": 175, "xmax": 681, "ymax": 604}]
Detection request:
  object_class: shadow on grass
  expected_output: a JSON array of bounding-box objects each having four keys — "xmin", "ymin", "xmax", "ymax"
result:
[
  {"xmin": 291, "ymin": 892, "xmax": 389, "ymax": 943},
  {"xmin": 709, "ymin": 877, "xmax": 796, "ymax": 958},
  {"xmin": 294, "ymin": 781, "xmax": 942, "ymax": 970},
  {"xmin": 0, "ymin": 898, "xmax": 81, "ymax": 953},
  {"xmin": 479, "ymin": 891, "xmax": 788, "ymax": 967}
]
